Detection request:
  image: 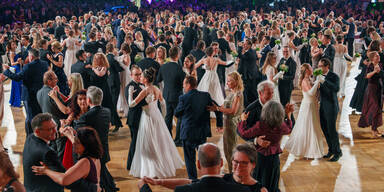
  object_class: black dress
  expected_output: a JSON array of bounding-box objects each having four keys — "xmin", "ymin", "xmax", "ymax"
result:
[
  {"xmin": 52, "ymin": 52, "xmax": 70, "ymax": 96},
  {"xmin": 87, "ymin": 70, "xmax": 121, "ymax": 127},
  {"xmin": 350, "ymin": 55, "xmax": 368, "ymax": 112},
  {"xmin": 223, "ymin": 173, "xmax": 263, "ymax": 192},
  {"xmin": 358, "ymin": 63, "xmax": 383, "ymax": 131}
]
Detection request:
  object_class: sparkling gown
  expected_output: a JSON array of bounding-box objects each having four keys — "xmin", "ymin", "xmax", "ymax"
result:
[
  {"xmin": 63, "ymin": 37, "xmax": 78, "ymax": 77},
  {"xmin": 197, "ymin": 62, "xmax": 225, "ymax": 106},
  {"xmin": 285, "ymin": 81, "xmax": 325, "ymax": 158},
  {"xmin": 265, "ymin": 65, "xmax": 280, "ymax": 103},
  {"xmin": 333, "ymin": 51, "xmax": 351, "ymax": 97},
  {"xmin": 130, "ymin": 93, "xmax": 184, "ymax": 178}
]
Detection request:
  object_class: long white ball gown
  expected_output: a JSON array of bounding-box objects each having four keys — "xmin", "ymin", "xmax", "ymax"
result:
[
  {"xmin": 197, "ymin": 62, "xmax": 224, "ymax": 106},
  {"xmin": 129, "ymin": 93, "xmax": 184, "ymax": 178},
  {"xmin": 285, "ymin": 80, "xmax": 325, "ymax": 158}
]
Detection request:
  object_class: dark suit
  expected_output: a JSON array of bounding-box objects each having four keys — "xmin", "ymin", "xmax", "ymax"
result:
[
  {"xmin": 174, "ymin": 177, "xmax": 251, "ymax": 192},
  {"xmin": 116, "ymin": 27, "xmax": 125, "ymax": 49},
  {"xmin": 37, "ymin": 85, "xmax": 67, "ymax": 160},
  {"xmin": 238, "ymin": 48, "xmax": 260, "ymax": 107},
  {"xmin": 244, "ymin": 99, "xmax": 263, "ymax": 130},
  {"xmin": 319, "ymin": 71, "xmax": 341, "ymax": 155},
  {"xmin": 54, "ymin": 24, "xmax": 65, "ymax": 41},
  {"xmin": 182, "ymin": 26, "xmax": 198, "ymax": 61},
  {"xmin": 175, "ymin": 89, "xmax": 223, "ymax": 179},
  {"xmin": 321, "ymin": 44, "xmax": 335, "ymax": 70},
  {"xmin": 4, "ymin": 59, "xmax": 49, "ymax": 135},
  {"xmin": 125, "ymin": 81, "xmax": 147, "ymax": 170},
  {"xmin": 190, "ymin": 49, "xmax": 206, "ymax": 83},
  {"xmin": 157, "ymin": 61, "xmax": 186, "ymax": 135},
  {"xmin": 277, "ymin": 57, "xmax": 297, "ymax": 106},
  {"xmin": 107, "ymin": 53, "xmax": 124, "ymax": 128},
  {"xmin": 217, "ymin": 38, "xmax": 231, "ymax": 87},
  {"xmin": 260, "ymin": 44, "xmax": 271, "ymax": 68},
  {"xmin": 71, "ymin": 60, "xmax": 91, "ymax": 88},
  {"xmin": 75, "ymin": 106, "xmax": 118, "ymax": 192},
  {"xmin": 23, "ymin": 135, "xmax": 97, "ymax": 192},
  {"xmin": 136, "ymin": 58, "xmax": 160, "ymax": 77}
]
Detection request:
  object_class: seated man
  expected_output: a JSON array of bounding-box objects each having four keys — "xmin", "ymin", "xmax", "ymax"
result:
[{"xmin": 138, "ymin": 143, "xmax": 251, "ymax": 192}]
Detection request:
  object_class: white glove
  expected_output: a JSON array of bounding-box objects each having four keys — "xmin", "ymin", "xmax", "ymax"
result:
[
  {"xmin": 273, "ymin": 71, "xmax": 284, "ymax": 81},
  {"xmin": 318, "ymin": 75, "xmax": 325, "ymax": 83}
]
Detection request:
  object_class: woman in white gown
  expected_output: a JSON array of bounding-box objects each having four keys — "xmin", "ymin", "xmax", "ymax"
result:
[
  {"xmin": 62, "ymin": 29, "xmax": 81, "ymax": 77},
  {"xmin": 117, "ymin": 43, "xmax": 132, "ymax": 116},
  {"xmin": 261, "ymin": 52, "xmax": 281, "ymax": 103},
  {"xmin": 129, "ymin": 68, "xmax": 184, "ymax": 178},
  {"xmin": 285, "ymin": 64, "xmax": 324, "ymax": 159},
  {"xmin": 333, "ymin": 35, "xmax": 352, "ymax": 98},
  {"xmin": 194, "ymin": 46, "xmax": 227, "ymax": 107}
]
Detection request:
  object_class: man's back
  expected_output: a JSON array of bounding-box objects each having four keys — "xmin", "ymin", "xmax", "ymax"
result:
[
  {"xmin": 37, "ymin": 86, "xmax": 66, "ymax": 124},
  {"xmin": 157, "ymin": 62, "xmax": 185, "ymax": 102},
  {"xmin": 174, "ymin": 177, "xmax": 250, "ymax": 192},
  {"xmin": 23, "ymin": 135, "xmax": 64, "ymax": 192}
]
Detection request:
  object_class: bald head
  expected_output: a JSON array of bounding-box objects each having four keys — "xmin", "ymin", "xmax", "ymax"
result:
[{"xmin": 198, "ymin": 143, "xmax": 221, "ymax": 168}]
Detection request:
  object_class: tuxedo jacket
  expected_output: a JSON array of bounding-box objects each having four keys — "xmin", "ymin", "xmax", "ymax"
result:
[
  {"xmin": 244, "ymin": 99, "xmax": 262, "ymax": 129},
  {"xmin": 182, "ymin": 26, "xmax": 198, "ymax": 49},
  {"xmin": 4, "ymin": 59, "xmax": 49, "ymax": 117},
  {"xmin": 71, "ymin": 60, "xmax": 91, "ymax": 88},
  {"xmin": 76, "ymin": 106, "xmax": 111, "ymax": 163},
  {"xmin": 175, "ymin": 89, "xmax": 222, "ymax": 143},
  {"xmin": 321, "ymin": 44, "xmax": 335, "ymax": 63},
  {"xmin": 277, "ymin": 57, "xmax": 297, "ymax": 90},
  {"xmin": 125, "ymin": 81, "xmax": 147, "ymax": 127},
  {"xmin": 190, "ymin": 49, "xmax": 206, "ymax": 82},
  {"xmin": 174, "ymin": 177, "xmax": 251, "ymax": 192},
  {"xmin": 23, "ymin": 135, "xmax": 97, "ymax": 192},
  {"xmin": 157, "ymin": 61, "xmax": 186, "ymax": 102},
  {"xmin": 136, "ymin": 58, "xmax": 160, "ymax": 77},
  {"xmin": 319, "ymin": 71, "xmax": 339, "ymax": 113},
  {"xmin": 238, "ymin": 48, "xmax": 259, "ymax": 80},
  {"xmin": 260, "ymin": 44, "xmax": 272, "ymax": 67},
  {"xmin": 106, "ymin": 53, "xmax": 124, "ymax": 90}
]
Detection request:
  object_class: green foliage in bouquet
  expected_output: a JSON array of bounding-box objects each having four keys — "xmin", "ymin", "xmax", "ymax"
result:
[
  {"xmin": 279, "ymin": 64, "xmax": 289, "ymax": 72},
  {"xmin": 313, "ymin": 68, "xmax": 323, "ymax": 76}
]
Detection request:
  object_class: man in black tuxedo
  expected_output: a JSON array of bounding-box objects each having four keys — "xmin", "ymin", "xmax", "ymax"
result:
[
  {"xmin": 175, "ymin": 76, "xmax": 223, "ymax": 180},
  {"xmin": 125, "ymin": 66, "xmax": 147, "ymax": 170},
  {"xmin": 71, "ymin": 50, "xmax": 91, "ymax": 88},
  {"xmin": 238, "ymin": 39, "xmax": 260, "ymax": 107},
  {"xmin": 36, "ymin": 71, "xmax": 67, "ymax": 160},
  {"xmin": 75, "ymin": 86, "xmax": 119, "ymax": 192},
  {"xmin": 181, "ymin": 22, "xmax": 198, "ymax": 62},
  {"xmin": 278, "ymin": 46, "xmax": 297, "ymax": 106},
  {"xmin": 54, "ymin": 17, "xmax": 65, "ymax": 41},
  {"xmin": 138, "ymin": 143, "xmax": 250, "ymax": 192},
  {"xmin": 259, "ymin": 36, "xmax": 272, "ymax": 68},
  {"xmin": 3, "ymin": 48, "xmax": 49, "ymax": 135},
  {"xmin": 156, "ymin": 47, "xmax": 186, "ymax": 136},
  {"xmin": 318, "ymin": 58, "xmax": 342, "ymax": 162},
  {"xmin": 106, "ymin": 43, "xmax": 124, "ymax": 132},
  {"xmin": 23, "ymin": 113, "xmax": 97, "ymax": 192},
  {"xmin": 190, "ymin": 40, "xmax": 206, "ymax": 83},
  {"xmin": 320, "ymin": 34, "xmax": 335, "ymax": 70},
  {"xmin": 217, "ymin": 30, "xmax": 231, "ymax": 88},
  {"xmin": 136, "ymin": 46, "xmax": 160, "ymax": 78}
]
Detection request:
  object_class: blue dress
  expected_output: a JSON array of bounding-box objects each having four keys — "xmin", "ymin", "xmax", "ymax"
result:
[
  {"xmin": 52, "ymin": 53, "xmax": 70, "ymax": 96},
  {"xmin": 9, "ymin": 53, "xmax": 22, "ymax": 107}
]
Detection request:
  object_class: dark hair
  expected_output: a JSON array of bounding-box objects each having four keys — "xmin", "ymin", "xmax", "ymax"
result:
[
  {"xmin": 319, "ymin": 58, "xmax": 331, "ymax": 67},
  {"xmin": 369, "ymin": 40, "xmax": 380, "ymax": 52},
  {"xmin": 143, "ymin": 67, "xmax": 156, "ymax": 83},
  {"xmin": 76, "ymin": 127, "xmax": 103, "ymax": 159},
  {"xmin": 158, "ymin": 34, "xmax": 166, "ymax": 42},
  {"xmin": 336, "ymin": 35, "xmax": 343, "ymax": 43},
  {"xmin": 88, "ymin": 32, "xmax": 96, "ymax": 39},
  {"xmin": 130, "ymin": 64, "xmax": 140, "ymax": 72},
  {"xmin": 38, "ymin": 39, "xmax": 47, "ymax": 48},
  {"xmin": 232, "ymin": 143, "xmax": 257, "ymax": 164},
  {"xmin": 31, "ymin": 113, "xmax": 53, "ymax": 131},
  {"xmin": 121, "ymin": 43, "xmax": 131, "ymax": 54},
  {"xmin": 169, "ymin": 46, "xmax": 179, "ymax": 59},
  {"xmin": 76, "ymin": 50, "xmax": 85, "ymax": 60},
  {"xmin": 184, "ymin": 75, "xmax": 197, "ymax": 88},
  {"xmin": 205, "ymin": 46, "xmax": 214, "ymax": 56},
  {"xmin": 106, "ymin": 42, "xmax": 114, "ymax": 53},
  {"xmin": 145, "ymin": 46, "xmax": 156, "ymax": 55},
  {"xmin": 323, "ymin": 34, "xmax": 332, "ymax": 40},
  {"xmin": 70, "ymin": 89, "xmax": 87, "ymax": 119}
]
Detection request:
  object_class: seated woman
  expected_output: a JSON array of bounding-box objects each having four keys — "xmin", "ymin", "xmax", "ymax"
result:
[
  {"xmin": 0, "ymin": 150, "xmax": 26, "ymax": 192},
  {"xmin": 137, "ymin": 143, "xmax": 268, "ymax": 192},
  {"xmin": 32, "ymin": 127, "xmax": 102, "ymax": 192}
]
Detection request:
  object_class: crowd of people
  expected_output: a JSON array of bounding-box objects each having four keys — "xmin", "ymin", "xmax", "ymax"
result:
[{"xmin": 0, "ymin": 0, "xmax": 384, "ymax": 192}]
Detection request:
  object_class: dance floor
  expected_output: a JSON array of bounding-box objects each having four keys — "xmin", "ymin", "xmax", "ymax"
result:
[{"xmin": 2, "ymin": 58, "xmax": 384, "ymax": 192}]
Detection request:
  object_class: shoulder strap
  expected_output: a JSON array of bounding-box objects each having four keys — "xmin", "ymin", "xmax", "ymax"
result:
[{"xmin": 5, "ymin": 178, "xmax": 17, "ymax": 188}]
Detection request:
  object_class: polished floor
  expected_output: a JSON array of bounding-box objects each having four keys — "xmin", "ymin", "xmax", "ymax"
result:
[{"xmin": 2, "ymin": 58, "xmax": 384, "ymax": 192}]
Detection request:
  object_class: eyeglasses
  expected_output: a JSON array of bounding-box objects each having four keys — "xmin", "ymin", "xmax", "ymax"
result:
[{"xmin": 232, "ymin": 160, "xmax": 250, "ymax": 167}]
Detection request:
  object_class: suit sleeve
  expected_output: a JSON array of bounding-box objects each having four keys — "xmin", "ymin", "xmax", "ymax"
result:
[
  {"xmin": 156, "ymin": 67, "xmax": 163, "ymax": 83},
  {"xmin": 244, "ymin": 100, "xmax": 257, "ymax": 112},
  {"xmin": 175, "ymin": 185, "xmax": 192, "ymax": 192},
  {"xmin": 282, "ymin": 59, "xmax": 296, "ymax": 81},
  {"xmin": 43, "ymin": 150, "xmax": 65, "ymax": 173},
  {"xmin": 323, "ymin": 73, "xmax": 340, "ymax": 93},
  {"xmin": 174, "ymin": 95, "xmax": 185, "ymax": 117},
  {"xmin": 208, "ymin": 94, "xmax": 223, "ymax": 127},
  {"xmin": 3, "ymin": 64, "xmax": 28, "ymax": 81}
]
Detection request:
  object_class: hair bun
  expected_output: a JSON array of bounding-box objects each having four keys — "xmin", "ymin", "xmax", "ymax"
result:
[{"xmin": 144, "ymin": 67, "xmax": 157, "ymax": 83}]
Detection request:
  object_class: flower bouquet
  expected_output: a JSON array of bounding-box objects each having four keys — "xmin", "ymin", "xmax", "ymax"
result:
[
  {"xmin": 279, "ymin": 64, "xmax": 289, "ymax": 73},
  {"xmin": 81, "ymin": 31, "xmax": 86, "ymax": 41},
  {"xmin": 354, "ymin": 53, "xmax": 361, "ymax": 58},
  {"xmin": 302, "ymin": 38, "xmax": 308, "ymax": 43},
  {"xmin": 274, "ymin": 39, "xmax": 281, "ymax": 45},
  {"xmin": 313, "ymin": 68, "xmax": 323, "ymax": 76},
  {"xmin": 317, "ymin": 40, "xmax": 322, "ymax": 46},
  {"xmin": 311, "ymin": 33, "xmax": 316, "ymax": 38},
  {"xmin": 134, "ymin": 55, "xmax": 143, "ymax": 63},
  {"xmin": 255, "ymin": 47, "xmax": 260, "ymax": 51},
  {"xmin": 231, "ymin": 51, "xmax": 238, "ymax": 58}
]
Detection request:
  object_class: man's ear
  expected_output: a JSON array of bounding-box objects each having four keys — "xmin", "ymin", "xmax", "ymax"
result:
[
  {"xmin": 220, "ymin": 159, "xmax": 223, "ymax": 168},
  {"xmin": 197, "ymin": 160, "xmax": 201, "ymax": 170}
]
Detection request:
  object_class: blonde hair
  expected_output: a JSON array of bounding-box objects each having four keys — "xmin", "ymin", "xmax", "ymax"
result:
[
  {"xmin": 262, "ymin": 52, "xmax": 277, "ymax": 75},
  {"xmin": 299, "ymin": 63, "xmax": 312, "ymax": 89},
  {"xmin": 69, "ymin": 73, "xmax": 84, "ymax": 97},
  {"xmin": 51, "ymin": 41, "xmax": 63, "ymax": 52},
  {"xmin": 227, "ymin": 71, "xmax": 244, "ymax": 91},
  {"xmin": 92, "ymin": 53, "xmax": 110, "ymax": 68},
  {"xmin": 309, "ymin": 37, "xmax": 318, "ymax": 47},
  {"xmin": 156, "ymin": 46, "xmax": 167, "ymax": 60},
  {"xmin": 371, "ymin": 32, "xmax": 381, "ymax": 41},
  {"xmin": 135, "ymin": 31, "xmax": 143, "ymax": 41}
]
